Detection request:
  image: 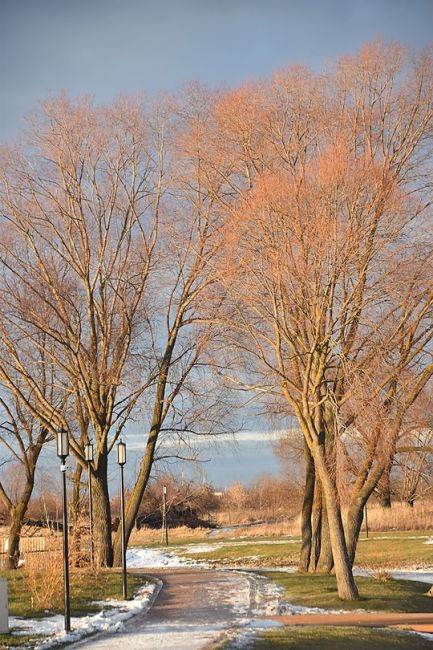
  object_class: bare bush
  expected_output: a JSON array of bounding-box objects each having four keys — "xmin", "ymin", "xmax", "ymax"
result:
[{"xmin": 25, "ymin": 551, "xmax": 64, "ymax": 610}]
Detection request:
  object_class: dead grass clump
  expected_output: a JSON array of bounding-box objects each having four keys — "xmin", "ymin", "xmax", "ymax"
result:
[
  {"xmin": 372, "ymin": 569, "xmax": 392, "ymax": 582},
  {"xmin": 25, "ymin": 551, "xmax": 64, "ymax": 610}
]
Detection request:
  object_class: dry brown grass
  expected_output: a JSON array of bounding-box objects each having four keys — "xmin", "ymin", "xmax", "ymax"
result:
[
  {"xmin": 214, "ymin": 509, "xmax": 294, "ymax": 526},
  {"xmin": 130, "ymin": 520, "xmax": 300, "ymax": 544},
  {"xmin": 25, "ymin": 550, "xmax": 64, "ymax": 609},
  {"xmin": 360, "ymin": 501, "xmax": 433, "ymax": 531},
  {"xmin": 129, "ymin": 525, "xmax": 212, "ymax": 545},
  {"xmin": 129, "ymin": 501, "xmax": 433, "ymax": 545},
  {"xmin": 211, "ymin": 520, "xmax": 299, "ymax": 538}
]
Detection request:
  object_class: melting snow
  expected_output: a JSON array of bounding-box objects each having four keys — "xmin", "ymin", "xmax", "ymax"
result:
[
  {"xmin": 9, "ymin": 581, "xmax": 157, "ymax": 648},
  {"xmin": 127, "ymin": 546, "xmax": 207, "ymax": 568},
  {"xmin": 8, "ymin": 545, "xmax": 433, "ymax": 650}
]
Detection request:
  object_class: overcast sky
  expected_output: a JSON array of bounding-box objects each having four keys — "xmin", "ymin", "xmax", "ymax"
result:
[{"xmin": 1, "ymin": 0, "xmax": 432, "ymax": 142}]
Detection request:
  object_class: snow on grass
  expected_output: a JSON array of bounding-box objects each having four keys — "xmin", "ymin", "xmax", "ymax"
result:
[
  {"xmin": 179, "ymin": 540, "xmax": 299, "ymax": 555},
  {"xmin": 126, "ymin": 546, "xmax": 209, "ymax": 568},
  {"xmin": 9, "ymin": 580, "xmax": 158, "ymax": 648},
  {"xmin": 355, "ymin": 568, "xmax": 433, "ymax": 583}
]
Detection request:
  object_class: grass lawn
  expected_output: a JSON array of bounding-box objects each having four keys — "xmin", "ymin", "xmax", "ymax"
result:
[
  {"xmin": 260, "ymin": 572, "xmax": 433, "ymax": 612},
  {"xmin": 1, "ymin": 568, "xmax": 150, "ymax": 618},
  {"xmin": 0, "ymin": 569, "xmax": 152, "ymax": 647},
  {"xmin": 172, "ymin": 530, "xmax": 433, "ymax": 569},
  {"xmin": 176, "ymin": 538, "xmax": 301, "ymax": 566},
  {"xmin": 355, "ymin": 531, "xmax": 433, "ymax": 568},
  {"xmin": 241, "ymin": 626, "xmax": 432, "ymax": 649}
]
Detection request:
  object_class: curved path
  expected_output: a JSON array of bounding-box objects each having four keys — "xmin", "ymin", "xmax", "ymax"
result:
[{"xmin": 69, "ymin": 568, "xmax": 253, "ymax": 650}]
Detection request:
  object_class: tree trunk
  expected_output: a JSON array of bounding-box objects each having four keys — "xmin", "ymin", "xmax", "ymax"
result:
[
  {"xmin": 6, "ymin": 478, "xmax": 34, "ymax": 570},
  {"xmin": 346, "ymin": 464, "xmax": 384, "ymax": 565},
  {"xmin": 316, "ymin": 490, "xmax": 333, "ymax": 573},
  {"xmin": 298, "ymin": 440, "xmax": 315, "ymax": 572},
  {"xmin": 377, "ymin": 462, "xmax": 392, "ymax": 508},
  {"xmin": 309, "ymin": 478, "xmax": 322, "ymax": 572},
  {"xmin": 70, "ymin": 463, "xmax": 83, "ymax": 565},
  {"xmin": 113, "ymin": 341, "xmax": 177, "ymax": 567},
  {"xmin": 112, "ymin": 429, "xmax": 158, "ymax": 566},
  {"xmin": 92, "ymin": 459, "xmax": 113, "ymax": 567},
  {"xmin": 312, "ymin": 441, "xmax": 359, "ymax": 599}
]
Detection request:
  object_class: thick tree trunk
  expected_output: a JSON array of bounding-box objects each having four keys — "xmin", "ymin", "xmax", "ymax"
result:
[
  {"xmin": 6, "ymin": 478, "xmax": 34, "ymax": 569},
  {"xmin": 70, "ymin": 463, "xmax": 83, "ymax": 564},
  {"xmin": 92, "ymin": 459, "xmax": 113, "ymax": 567},
  {"xmin": 298, "ymin": 440, "xmax": 315, "ymax": 572},
  {"xmin": 312, "ymin": 442, "xmax": 359, "ymax": 600},
  {"xmin": 316, "ymin": 490, "xmax": 333, "ymax": 573},
  {"xmin": 309, "ymin": 478, "xmax": 322, "ymax": 572},
  {"xmin": 377, "ymin": 462, "xmax": 392, "ymax": 508},
  {"xmin": 346, "ymin": 464, "xmax": 384, "ymax": 565}
]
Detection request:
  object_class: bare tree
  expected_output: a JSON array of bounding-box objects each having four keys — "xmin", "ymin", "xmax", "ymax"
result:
[
  {"xmin": 112, "ymin": 87, "xmax": 233, "ymax": 564},
  {"xmin": 0, "ymin": 95, "xmax": 165, "ymax": 565},
  {"xmin": 205, "ymin": 42, "xmax": 433, "ymax": 599}
]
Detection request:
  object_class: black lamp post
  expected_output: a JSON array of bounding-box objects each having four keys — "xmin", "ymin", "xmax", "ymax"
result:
[
  {"xmin": 57, "ymin": 428, "xmax": 71, "ymax": 633},
  {"xmin": 84, "ymin": 441, "xmax": 94, "ymax": 568},
  {"xmin": 117, "ymin": 439, "xmax": 127, "ymax": 599}
]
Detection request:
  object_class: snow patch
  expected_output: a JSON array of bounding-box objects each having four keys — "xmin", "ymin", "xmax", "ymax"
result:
[
  {"xmin": 180, "ymin": 540, "xmax": 298, "ymax": 555},
  {"xmin": 9, "ymin": 581, "xmax": 157, "ymax": 648},
  {"xmin": 126, "ymin": 547, "xmax": 209, "ymax": 568}
]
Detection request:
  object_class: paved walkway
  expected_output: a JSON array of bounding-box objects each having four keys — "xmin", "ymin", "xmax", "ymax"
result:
[
  {"xmin": 69, "ymin": 568, "xmax": 252, "ymax": 650},
  {"xmin": 67, "ymin": 568, "xmax": 433, "ymax": 648}
]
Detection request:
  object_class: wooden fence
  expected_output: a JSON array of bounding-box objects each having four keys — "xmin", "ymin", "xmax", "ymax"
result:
[{"xmin": 0, "ymin": 536, "xmax": 46, "ymax": 554}]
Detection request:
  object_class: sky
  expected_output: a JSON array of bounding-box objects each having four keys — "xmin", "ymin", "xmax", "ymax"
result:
[
  {"xmin": 1, "ymin": 0, "xmax": 433, "ymax": 142},
  {"xmin": 1, "ymin": 0, "xmax": 432, "ymax": 486},
  {"xmin": 37, "ymin": 431, "xmax": 289, "ymax": 492}
]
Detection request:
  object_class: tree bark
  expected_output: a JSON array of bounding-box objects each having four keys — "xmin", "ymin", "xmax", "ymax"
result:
[
  {"xmin": 311, "ymin": 441, "xmax": 359, "ymax": 599},
  {"xmin": 70, "ymin": 463, "xmax": 83, "ymax": 564},
  {"xmin": 316, "ymin": 490, "xmax": 333, "ymax": 573},
  {"xmin": 298, "ymin": 440, "xmax": 315, "ymax": 572},
  {"xmin": 377, "ymin": 461, "xmax": 392, "ymax": 508},
  {"xmin": 91, "ymin": 459, "xmax": 113, "ymax": 567},
  {"xmin": 309, "ymin": 478, "xmax": 322, "ymax": 572},
  {"xmin": 346, "ymin": 463, "xmax": 384, "ymax": 565},
  {"xmin": 6, "ymin": 479, "xmax": 34, "ymax": 570}
]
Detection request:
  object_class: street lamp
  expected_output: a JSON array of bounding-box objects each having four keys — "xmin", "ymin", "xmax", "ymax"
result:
[
  {"xmin": 117, "ymin": 439, "xmax": 127, "ymax": 599},
  {"xmin": 84, "ymin": 441, "xmax": 94, "ymax": 568},
  {"xmin": 57, "ymin": 428, "xmax": 71, "ymax": 633}
]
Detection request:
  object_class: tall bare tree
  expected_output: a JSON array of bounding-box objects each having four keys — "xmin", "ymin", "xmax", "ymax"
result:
[
  {"xmin": 0, "ymin": 95, "xmax": 165, "ymax": 565},
  {"xmin": 205, "ymin": 42, "xmax": 433, "ymax": 599},
  {"xmin": 112, "ymin": 86, "xmax": 232, "ymax": 564}
]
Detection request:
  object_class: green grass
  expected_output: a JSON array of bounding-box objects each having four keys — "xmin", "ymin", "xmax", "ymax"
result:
[
  {"xmin": 0, "ymin": 632, "xmax": 47, "ymax": 649},
  {"xmin": 260, "ymin": 572, "xmax": 433, "ymax": 612},
  {"xmin": 0, "ymin": 569, "xmax": 152, "ymax": 647},
  {"xmin": 355, "ymin": 531, "xmax": 433, "ymax": 568},
  {"xmin": 1, "ymin": 569, "xmax": 150, "ymax": 618},
  {"xmin": 176, "ymin": 539, "xmax": 301, "ymax": 566},
  {"xmin": 173, "ymin": 530, "xmax": 433, "ymax": 569},
  {"xmin": 239, "ymin": 626, "xmax": 433, "ymax": 649}
]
